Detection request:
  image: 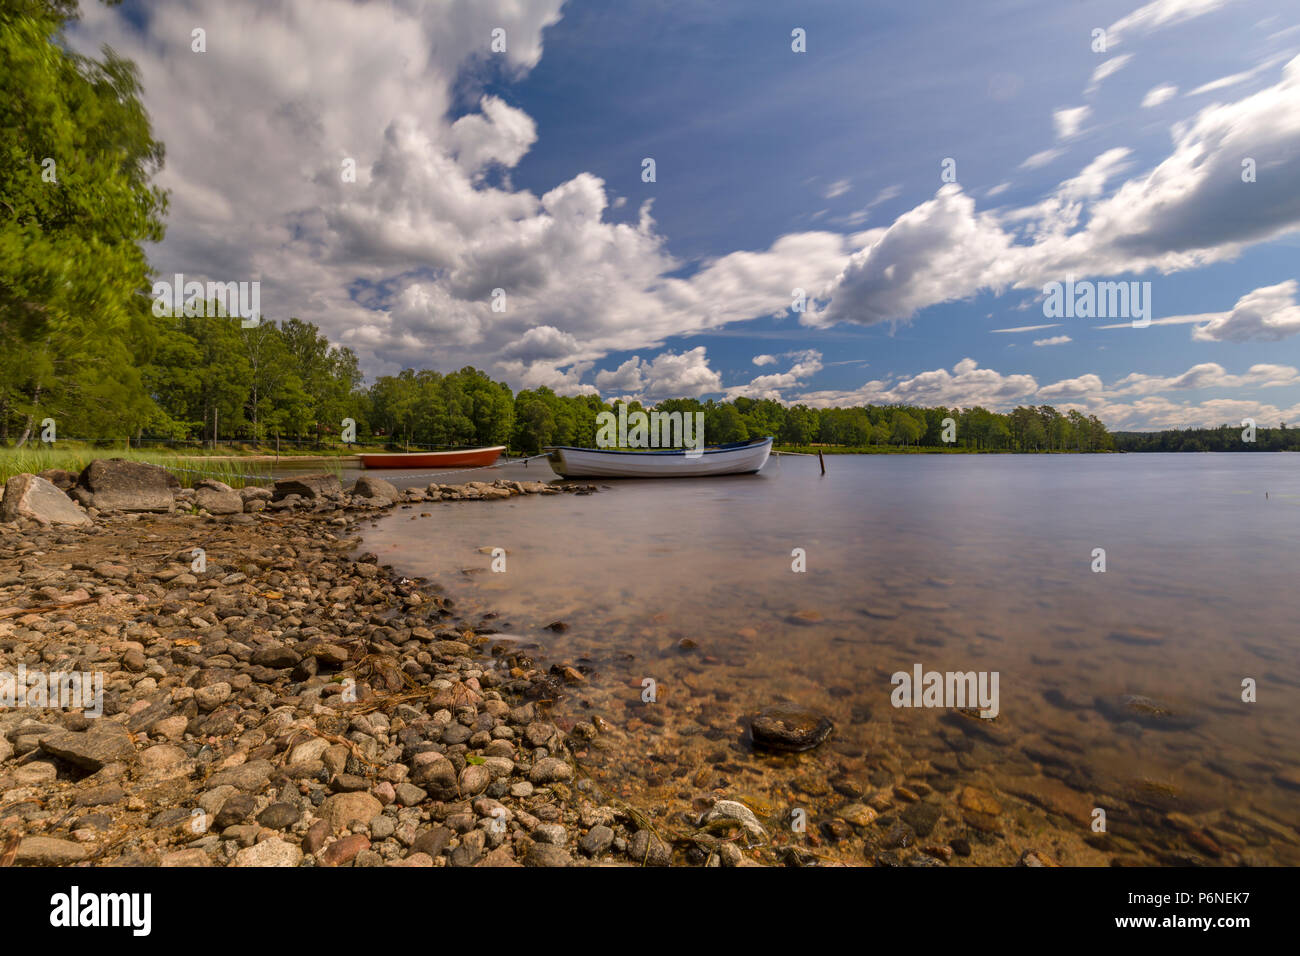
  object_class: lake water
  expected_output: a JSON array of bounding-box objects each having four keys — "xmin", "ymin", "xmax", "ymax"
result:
[{"xmin": 356, "ymin": 453, "xmax": 1300, "ymax": 865}]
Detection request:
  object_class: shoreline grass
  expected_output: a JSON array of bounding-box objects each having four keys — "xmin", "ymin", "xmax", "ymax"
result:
[{"xmin": 0, "ymin": 444, "xmax": 345, "ymax": 488}]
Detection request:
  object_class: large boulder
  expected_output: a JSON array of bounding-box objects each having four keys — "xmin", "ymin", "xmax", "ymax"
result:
[
  {"xmin": 272, "ymin": 473, "xmax": 341, "ymax": 501},
  {"xmin": 351, "ymin": 475, "xmax": 398, "ymax": 503},
  {"xmin": 0, "ymin": 474, "xmax": 92, "ymax": 526},
  {"xmin": 73, "ymin": 459, "xmax": 179, "ymax": 512},
  {"xmin": 193, "ymin": 478, "xmax": 243, "ymax": 514}
]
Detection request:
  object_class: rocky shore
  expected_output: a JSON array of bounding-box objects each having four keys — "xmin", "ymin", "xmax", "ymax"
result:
[
  {"xmin": 0, "ymin": 459, "xmax": 718, "ymax": 867},
  {"xmin": 5, "ymin": 460, "xmax": 1287, "ymax": 869}
]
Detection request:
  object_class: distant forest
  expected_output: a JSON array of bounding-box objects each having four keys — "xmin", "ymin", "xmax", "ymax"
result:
[{"xmin": 1113, "ymin": 425, "xmax": 1300, "ymax": 452}]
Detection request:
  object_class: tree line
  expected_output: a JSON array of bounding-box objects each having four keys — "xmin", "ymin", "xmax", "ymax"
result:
[{"xmin": 1113, "ymin": 425, "xmax": 1300, "ymax": 452}]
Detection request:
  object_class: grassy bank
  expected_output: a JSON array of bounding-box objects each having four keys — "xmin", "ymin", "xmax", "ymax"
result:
[{"xmin": 0, "ymin": 445, "xmax": 345, "ymax": 488}]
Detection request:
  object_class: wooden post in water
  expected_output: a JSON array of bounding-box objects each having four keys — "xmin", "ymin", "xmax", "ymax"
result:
[{"xmin": 818, "ymin": 449, "xmax": 826, "ymax": 475}]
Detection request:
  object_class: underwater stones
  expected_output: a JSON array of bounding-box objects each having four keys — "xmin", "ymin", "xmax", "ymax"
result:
[
  {"xmin": 1095, "ymin": 694, "xmax": 1202, "ymax": 731},
  {"xmin": 749, "ymin": 704, "xmax": 834, "ymax": 753}
]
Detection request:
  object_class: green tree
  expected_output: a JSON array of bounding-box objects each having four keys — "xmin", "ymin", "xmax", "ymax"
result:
[{"xmin": 1, "ymin": 0, "xmax": 167, "ymax": 443}]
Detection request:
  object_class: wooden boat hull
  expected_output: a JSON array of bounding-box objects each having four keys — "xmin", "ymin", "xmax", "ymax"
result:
[
  {"xmin": 360, "ymin": 446, "xmax": 505, "ymax": 469},
  {"xmin": 545, "ymin": 437, "xmax": 772, "ymax": 478}
]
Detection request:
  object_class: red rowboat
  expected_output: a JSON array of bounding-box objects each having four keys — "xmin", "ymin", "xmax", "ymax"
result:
[{"xmin": 359, "ymin": 445, "xmax": 506, "ymax": 469}]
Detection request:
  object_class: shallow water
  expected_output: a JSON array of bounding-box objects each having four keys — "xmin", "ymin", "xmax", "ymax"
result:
[{"xmin": 358, "ymin": 453, "xmax": 1300, "ymax": 864}]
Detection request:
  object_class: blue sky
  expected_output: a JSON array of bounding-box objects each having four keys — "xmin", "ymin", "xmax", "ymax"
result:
[{"xmin": 73, "ymin": 0, "xmax": 1300, "ymax": 428}]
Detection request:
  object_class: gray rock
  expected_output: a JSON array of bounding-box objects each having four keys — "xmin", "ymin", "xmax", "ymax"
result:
[
  {"xmin": 351, "ymin": 476, "xmax": 398, "ymax": 503},
  {"xmin": 205, "ymin": 759, "xmax": 274, "ymax": 792},
  {"xmin": 529, "ymin": 757, "xmax": 573, "ymax": 785},
  {"xmin": 272, "ymin": 474, "xmax": 341, "ymax": 501},
  {"xmin": 74, "ymin": 458, "xmax": 178, "ymax": 512},
  {"xmin": 579, "ymin": 825, "xmax": 614, "ymax": 856},
  {"xmin": 257, "ymin": 802, "xmax": 300, "ymax": 830},
  {"xmin": 16, "ymin": 836, "xmax": 88, "ymax": 865},
  {"xmin": 0, "ymin": 474, "xmax": 91, "ymax": 526},
  {"xmin": 394, "ymin": 782, "xmax": 427, "ymax": 806},
  {"xmin": 319, "ymin": 792, "xmax": 382, "ymax": 832},
  {"xmin": 448, "ymin": 829, "xmax": 486, "ymax": 867},
  {"xmin": 194, "ymin": 480, "xmax": 243, "ymax": 515},
  {"xmin": 39, "ymin": 722, "xmax": 134, "ymax": 772},
  {"xmin": 532, "ymin": 823, "xmax": 567, "ymax": 845},
  {"xmin": 232, "ymin": 837, "xmax": 302, "ymax": 867},
  {"xmin": 627, "ymin": 829, "xmax": 671, "ymax": 866},
  {"xmin": 525, "ymin": 842, "xmax": 573, "ymax": 867},
  {"xmin": 458, "ymin": 763, "xmax": 491, "ymax": 796},
  {"xmin": 216, "ymin": 793, "xmax": 257, "ymax": 829}
]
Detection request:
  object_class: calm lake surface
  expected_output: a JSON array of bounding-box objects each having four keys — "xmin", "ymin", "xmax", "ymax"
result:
[{"xmin": 355, "ymin": 453, "xmax": 1300, "ymax": 865}]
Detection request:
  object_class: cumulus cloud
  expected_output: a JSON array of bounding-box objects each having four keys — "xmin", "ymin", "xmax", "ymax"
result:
[
  {"xmin": 815, "ymin": 56, "xmax": 1300, "ymax": 330},
  {"xmin": 726, "ymin": 351, "xmax": 824, "ymax": 400},
  {"xmin": 793, "ymin": 358, "xmax": 1300, "ymax": 429},
  {"xmin": 1097, "ymin": 281, "xmax": 1300, "ymax": 341},
  {"xmin": 66, "ymin": 0, "xmax": 853, "ymax": 392},
  {"xmin": 64, "ymin": 0, "xmax": 1300, "ymax": 408},
  {"xmin": 752, "ymin": 354, "xmax": 778, "ymax": 366},
  {"xmin": 1190, "ymin": 281, "xmax": 1300, "ymax": 341},
  {"xmin": 593, "ymin": 347, "xmax": 723, "ymax": 401}
]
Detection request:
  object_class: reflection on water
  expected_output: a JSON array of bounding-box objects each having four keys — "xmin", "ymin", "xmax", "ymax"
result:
[{"xmin": 360, "ymin": 453, "xmax": 1300, "ymax": 865}]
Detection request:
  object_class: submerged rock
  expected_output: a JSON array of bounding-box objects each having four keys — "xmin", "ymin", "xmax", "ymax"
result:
[
  {"xmin": 749, "ymin": 703, "xmax": 833, "ymax": 752},
  {"xmin": 698, "ymin": 800, "xmax": 768, "ymax": 843},
  {"xmin": 1096, "ymin": 694, "xmax": 1202, "ymax": 731}
]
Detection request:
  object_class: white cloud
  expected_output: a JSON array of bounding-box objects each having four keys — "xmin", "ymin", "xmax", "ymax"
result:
[
  {"xmin": 752, "ymin": 354, "xmax": 778, "ymax": 366},
  {"xmin": 1191, "ymin": 281, "xmax": 1300, "ymax": 341},
  {"xmin": 1096, "ymin": 282, "xmax": 1300, "ymax": 342},
  {"xmin": 726, "ymin": 351, "xmax": 823, "ymax": 400},
  {"xmin": 991, "ymin": 323, "xmax": 1062, "ymax": 333},
  {"xmin": 593, "ymin": 347, "xmax": 723, "ymax": 401},
  {"xmin": 1088, "ymin": 54, "xmax": 1134, "ymax": 94},
  {"xmin": 1053, "ymin": 106, "xmax": 1091, "ymax": 140},
  {"xmin": 1185, "ymin": 57, "xmax": 1284, "ymax": 96},
  {"xmin": 824, "ymin": 178, "xmax": 852, "ymax": 199},
  {"xmin": 1141, "ymin": 83, "xmax": 1179, "ymax": 107},
  {"xmin": 817, "ymin": 56, "xmax": 1300, "ymax": 330},
  {"xmin": 1033, "ymin": 335, "xmax": 1072, "ymax": 346},
  {"xmin": 792, "ymin": 358, "xmax": 1300, "ymax": 429},
  {"xmin": 1107, "ymin": 0, "xmax": 1236, "ymax": 48},
  {"xmin": 1020, "ymin": 148, "xmax": 1065, "ymax": 170}
]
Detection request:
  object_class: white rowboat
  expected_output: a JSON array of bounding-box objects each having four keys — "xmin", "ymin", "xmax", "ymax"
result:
[{"xmin": 545, "ymin": 437, "xmax": 773, "ymax": 478}]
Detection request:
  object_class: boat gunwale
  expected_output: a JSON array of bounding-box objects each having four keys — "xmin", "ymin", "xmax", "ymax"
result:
[{"xmin": 543, "ymin": 436, "xmax": 773, "ymax": 458}]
